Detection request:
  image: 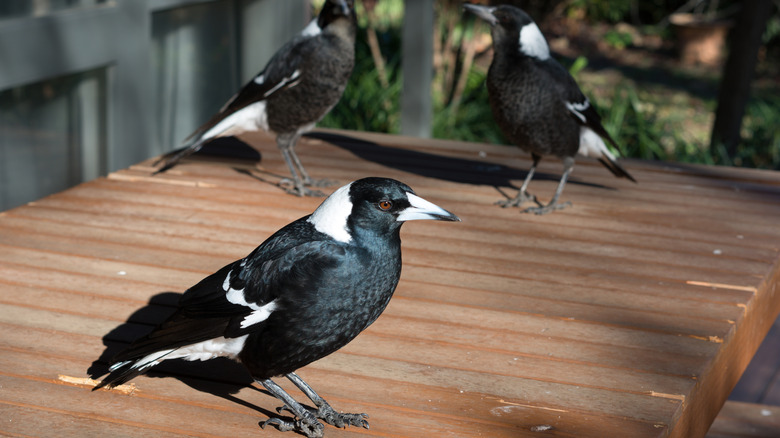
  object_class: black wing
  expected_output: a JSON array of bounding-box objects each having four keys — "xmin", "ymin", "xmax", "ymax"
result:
[
  {"xmin": 109, "ymin": 222, "xmax": 346, "ymax": 365},
  {"xmin": 183, "ymin": 33, "xmax": 312, "ymax": 144}
]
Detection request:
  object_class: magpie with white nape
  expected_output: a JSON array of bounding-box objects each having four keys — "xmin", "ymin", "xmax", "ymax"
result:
[
  {"xmin": 464, "ymin": 3, "xmax": 636, "ymax": 215},
  {"xmin": 94, "ymin": 177, "xmax": 459, "ymax": 437},
  {"xmin": 154, "ymin": 0, "xmax": 357, "ymax": 197}
]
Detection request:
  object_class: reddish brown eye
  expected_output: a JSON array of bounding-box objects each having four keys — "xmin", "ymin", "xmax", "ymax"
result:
[{"xmin": 378, "ymin": 200, "xmax": 393, "ymax": 211}]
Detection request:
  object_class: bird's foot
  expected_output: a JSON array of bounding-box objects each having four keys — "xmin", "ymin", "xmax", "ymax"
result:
[
  {"xmin": 304, "ymin": 177, "xmax": 338, "ymax": 188},
  {"xmin": 262, "ymin": 408, "xmax": 324, "ymax": 438},
  {"xmin": 521, "ymin": 200, "xmax": 572, "ymax": 215},
  {"xmin": 495, "ymin": 191, "xmax": 537, "ymax": 208},
  {"xmin": 316, "ymin": 402, "xmax": 369, "ymax": 429},
  {"xmin": 278, "ymin": 178, "xmax": 326, "ymax": 197}
]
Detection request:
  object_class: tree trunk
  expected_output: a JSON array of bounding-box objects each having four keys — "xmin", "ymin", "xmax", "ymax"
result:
[{"xmin": 710, "ymin": 0, "xmax": 772, "ymax": 162}]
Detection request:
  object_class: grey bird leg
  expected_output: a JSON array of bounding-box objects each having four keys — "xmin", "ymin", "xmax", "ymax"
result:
[
  {"xmin": 259, "ymin": 378, "xmax": 325, "ymax": 438},
  {"xmin": 522, "ymin": 156, "xmax": 574, "ymax": 215},
  {"xmin": 276, "ymin": 133, "xmax": 334, "ymax": 196},
  {"xmin": 497, "ymin": 154, "xmax": 540, "ymax": 208},
  {"xmin": 286, "ymin": 372, "xmax": 369, "ymax": 430}
]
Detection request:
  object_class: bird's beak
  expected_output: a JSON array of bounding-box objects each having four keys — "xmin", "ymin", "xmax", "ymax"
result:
[
  {"xmin": 397, "ymin": 193, "xmax": 461, "ymax": 222},
  {"xmin": 463, "ymin": 4, "xmax": 498, "ymax": 26},
  {"xmin": 336, "ymin": 0, "xmax": 351, "ymax": 16}
]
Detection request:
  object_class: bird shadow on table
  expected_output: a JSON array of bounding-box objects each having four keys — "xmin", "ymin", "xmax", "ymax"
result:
[
  {"xmin": 87, "ymin": 292, "xmax": 286, "ymax": 422},
  {"xmin": 304, "ymin": 131, "xmax": 614, "ymax": 194}
]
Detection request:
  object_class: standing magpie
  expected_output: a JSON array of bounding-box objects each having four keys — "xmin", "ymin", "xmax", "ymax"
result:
[
  {"xmin": 155, "ymin": 0, "xmax": 357, "ymax": 197},
  {"xmin": 464, "ymin": 3, "xmax": 636, "ymax": 214},
  {"xmin": 95, "ymin": 177, "xmax": 460, "ymax": 437}
]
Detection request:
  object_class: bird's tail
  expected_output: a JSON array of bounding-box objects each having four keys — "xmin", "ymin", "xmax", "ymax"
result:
[
  {"xmin": 93, "ymin": 349, "xmax": 174, "ymax": 391},
  {"xmin": 598, "ymin": 157, "xmax": 636, "ymax": 182},
  {"xmin": 578, "ymin": 127, "xmax": 637, "ymax": 183},
  {"xmin": 152, "ymin": 139, "xmax": 205, "ymax": 175}
]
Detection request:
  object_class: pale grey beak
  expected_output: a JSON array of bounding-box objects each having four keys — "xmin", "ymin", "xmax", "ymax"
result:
[
  {"xmin": 397, "ymin": 193, "xmax": 460, "ymax": 222},
  {"xmin": 463, "ymin": 4, "xmax": 498, "ymax": 26}
]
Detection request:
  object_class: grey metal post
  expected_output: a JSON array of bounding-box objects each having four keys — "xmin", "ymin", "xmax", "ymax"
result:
[{"xmin": 401, "ymin": 0, "xmax": 434, "ymax": 138}]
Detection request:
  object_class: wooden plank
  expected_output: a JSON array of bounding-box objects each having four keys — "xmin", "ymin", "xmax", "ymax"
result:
[
  {"xmin": 1, "ymin": 129, "xmax": 779, "ymax": 437},
  {"xmin": 706, "ymin": 401, "xmax": 780, "ymax": 438}
]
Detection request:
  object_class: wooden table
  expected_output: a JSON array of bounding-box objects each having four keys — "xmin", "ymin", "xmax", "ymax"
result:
[{"xmin": 1, "ymin": 129, "xmax": 779, "ymax": 437}]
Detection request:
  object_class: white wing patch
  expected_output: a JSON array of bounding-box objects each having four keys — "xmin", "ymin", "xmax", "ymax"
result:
[
  {"xmin": 519, "ymin": 22, "xmax": 550, "ymax": 60},
  {"xmin": 301, "ymin": 18, "xmax": 322, "ymax": 37},
  {"xmin": 307, "ymin": 182, "xmax": 353, "ymax": 243},
  {"xmin": 565, "ymin": 99, "xmax": 590, "ymax": 123},
  {"xmin": 577, "ymin": 127, "xmax": 616, "ymax": 161},
  {"xmin": 223, "ymin": 269, "xmax": 279, "ymax": 329},
  {"xmin": 201, "ymin": 100, "xmax": 269, "ymax": 140},
  {"xmin": 262, "ymin": 70, "xmax": 301, "ymax": 98}
]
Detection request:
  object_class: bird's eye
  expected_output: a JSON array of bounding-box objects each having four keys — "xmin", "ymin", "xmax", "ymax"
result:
[{"xmin": 378, "ymin": 200, "xmax": 393, "ymax": 211}]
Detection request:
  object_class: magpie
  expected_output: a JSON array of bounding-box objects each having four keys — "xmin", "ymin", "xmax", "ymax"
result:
[
  {"xmin": 464, "ymin": 3, "xmax": 636, "ymax": 215},
  {"xmin": 154, "ymin": 0, "xmax": 357, "ymax": 197},
  {"xmin": 94, "ymin": 177, "xmax": 460, "ymax": 437}
]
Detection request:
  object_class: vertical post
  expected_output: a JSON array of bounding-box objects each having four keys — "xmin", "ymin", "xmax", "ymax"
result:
[
  {"xmin": 109, "ymin": 0, "xmax": 155, "ymax": 170},
  {"xmin": 238, "ymin": 0, "xmax": 308, "ymax": 83},
  {"xmin": 709, "ymin": 0, "xmax": 772, "ymax": 161},
  {"xmin": 401, "ymin": 0, "xmax": 433, "ymax": 138}
]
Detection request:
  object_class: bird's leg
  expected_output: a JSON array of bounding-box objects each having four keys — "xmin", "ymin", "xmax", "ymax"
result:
[
  {"xmin": 286, "ymin": 372, "xmax": 369, "ymax": 430},
  {"xmin": 522, "ymin": 157, "xmax": 574, "ymax": 215},
  {"xmin": 276, "ymin": 134, "xmax": 325, "ymax": 197},
  {"xmin": 258, "ymin": 378, "xmax": 325, "ymax": 438},
  {"xmin": 288, "ymin": 145, "xmax": 337, "ymax": 189},
  {"xmin": 497, "ymin": 154, "xmax": 540, "ymax": 208}
]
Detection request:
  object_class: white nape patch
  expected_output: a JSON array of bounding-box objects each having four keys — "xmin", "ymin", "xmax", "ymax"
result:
[
  {"xmin": 253, "ymin": 74, "xmax": 265, "ymax": 85},
  {"xmin": 223, "ymin": 269, "xmax": 279, "ymax": 329},
  {"xmin": 202, "ymin": 101, "xmax": 268, "ymax": 140},
  {"xmin": 577, "ymin": 127, "xmax": 616, "ymax": 161},
  {"xmin": 301, "ymin": 18, "xmax": 322, "ymax": 37},
  {"xmin": 519, "ymin": 22, "xmax": 550, "ymax": 60},
  {"xmin": 307, "ymin": 182, "xmax": 353, "ymax": 243},
  {"xmin": 396, "ymin": 192, "xmax": 450, "ymax": 222},
  {"xmin": 565, "ymin": 99, "xmax": 590, "ymax": 123}
]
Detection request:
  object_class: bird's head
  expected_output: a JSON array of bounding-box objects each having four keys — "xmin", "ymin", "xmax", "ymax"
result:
[
  {"xmin": 307, "ymin": 177, "xmax": 460, "ymax": 244},
  {"xmin": 318, "ymin": 0, "xmax": 357, "ymax": 29},
  {"xmin": 463, "ymin": 3, "xmax": 550, "ymax": 61}
]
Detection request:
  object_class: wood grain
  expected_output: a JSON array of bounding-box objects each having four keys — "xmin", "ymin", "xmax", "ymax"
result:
[{"xmin": 1, "ymin": 129, "xmax": 779, "ymax": 437}]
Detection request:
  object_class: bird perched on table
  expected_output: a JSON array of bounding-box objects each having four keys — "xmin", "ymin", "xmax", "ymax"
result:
[
  {"xmin": 154, "ymin": 0, "xmax": 357, "ymax": 197},
  {"xmin": 94, "ymin": 177, "xmax": 460, "ymax": 437},
  {"xmin": 464, "ymin": 3, "xmax": 636, "ymax": 214}
]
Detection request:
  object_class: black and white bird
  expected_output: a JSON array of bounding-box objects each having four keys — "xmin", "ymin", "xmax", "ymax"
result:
[
  {"xmin": 464, "ymin": 3, "xmax": 636, "ymax": 214},
  {"xmin": 155, "ymin": 0, "xmax": 357, "ymax": 197},
  {"xmin": 95, "ymin": 177, "xmax": 459, "ymax": 437}
]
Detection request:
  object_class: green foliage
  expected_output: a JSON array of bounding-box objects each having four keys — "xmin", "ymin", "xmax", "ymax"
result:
[
  {"xmin": 316, "ymin": 1, "xmax": 780, "ymax": 171},
  {"xmin": 318, "ymin": 26, "xmax": 402, "ymax": 133},
  {"xmin": 604, "ymin": 29, "xmax": 634, "ymax": 49},
  {"xmin": 567, "ymin": 0, "xmax": 632, "ymax": 24},
  {"xmin": 432, "ymin": 68, "xmax": 506, "ymax": 144}
]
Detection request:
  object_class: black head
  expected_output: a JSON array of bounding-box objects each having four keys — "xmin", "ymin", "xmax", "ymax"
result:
[
  {"xmin": 307, "ymin": 177, "xmax": 460, "ymax": 244},
  {"xmin": 318, "ymin": 0, "xmax": 356, "ymax": 29},
  {"xmin": 463, "ymin": 3, "xmax": 550, "ymax": 60}
]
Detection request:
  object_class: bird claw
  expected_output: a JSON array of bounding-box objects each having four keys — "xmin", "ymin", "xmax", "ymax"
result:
[
  {"xmin": 317, "ymin": 404, "xmax": 370, "ymax": 429},
  {"xmin": 495, "ymin": 191, "xmax": 537, "ymax": 208},
  {"xmin": 262, "ymin": 413, "xmax": 325, "ymax": 438},
  {"xmin": 522, "ymin": 200, "xmax": 572, "ymax": 215},
  {"xmin": 278, "ymin": 178, "xmax": 326, "ymax": 197},
  {"xmin": 304, "ymin": 177, "xmax": 337, "ymax": 188}
]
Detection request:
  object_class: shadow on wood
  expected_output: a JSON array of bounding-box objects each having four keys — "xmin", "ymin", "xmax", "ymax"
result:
[
  {"xmin": 306, "ymin": 131, "xmax": 614, "ymax": 192},
  {"xmin": 87, "ymin": 292, "xmax": 296, "ymax": 425}
]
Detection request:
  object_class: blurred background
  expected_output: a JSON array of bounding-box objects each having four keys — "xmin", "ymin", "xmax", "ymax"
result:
[{"xmin": 1, "ymin": 0, "xmax": 778, "ymax": 210}]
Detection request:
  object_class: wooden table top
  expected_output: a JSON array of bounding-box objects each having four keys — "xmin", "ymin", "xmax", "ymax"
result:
[{"xmin": 1, "ymin": 129, "xmax": 779, "ymax": 437}]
